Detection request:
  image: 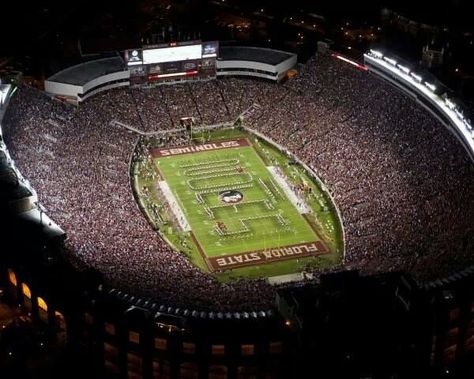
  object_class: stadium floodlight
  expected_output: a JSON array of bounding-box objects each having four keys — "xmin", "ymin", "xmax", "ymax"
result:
[
  {"xmin": 397, "ymin": 64, "xmax": 410, "ymax": 75},
  {"xmin": 445, "ymin": 98, "xmax": 456, "ymax": 110},
  {"xmin": 370, "ymin": 49, "xmax": 383, "ymax": 58},
  {"xmin": 383, "ymin": 57, "xmax": 397, "ymax": 65},
  {"xmin": 410, "ymin": 73, "xmax": 422, "ymax": 82},
  {"xmin": 455, "ymin": 108, "xmax": 465, "ymax": 120},
  {"xmin": 424, "ymin": 82, "xmax": 436, "ymax": 92}
]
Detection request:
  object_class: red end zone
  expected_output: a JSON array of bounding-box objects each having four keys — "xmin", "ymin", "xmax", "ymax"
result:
[
  {"xmin": 151, "ymin": 138, "xmax": 250, "ymax": 158},
  {"xmin": 208, "ymin": 241, "xmax": 330, "ymax": 272}
]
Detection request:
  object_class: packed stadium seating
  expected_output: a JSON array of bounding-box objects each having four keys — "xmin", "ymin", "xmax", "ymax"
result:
[{"xmin": 2, "ymin": 54, "xmax": 474, "ymax": 313}]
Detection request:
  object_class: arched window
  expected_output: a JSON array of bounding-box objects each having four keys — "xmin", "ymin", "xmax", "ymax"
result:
[
  {"xmin": 105, "ymin": 322, "xmax": 116, "ymax": 336},
  {"xmin": 237, "ymin": 365, "xmax": 258, "ymax": 379},
  {"xmin": 37, "ymin": 297, "xmax": 48, "ymax": 324},
  {"xmin": 21, "ymin": 283, "xmax": 32, "ymax": 312},
  {"xmin": 209, "ymin": 365, "xmax": 227, "ymax": 379},
  {"xmin": 104, "ymin": 342, "xmax": 119, "ymax": 375},
  {"xmin": 21, "ymin": 283, "xmax": 31, "ymax": 298},
  {"xmin": 7, "ymin": 269, "xmax": 17, "ymax": 286},
  {"xmin": 152, "ymin": 359, "xmax": 171, "ymax": 379},
  {"xmin": 37, "ymin": 297, "xmax": 48, "ymax": 311},
  {"xmin": 180, "ymin": 362, "xmax": 198, "ymax": 379},
  {"xmin": 129, "ymin": 331, "xmax": 140, "ymax": 344},
  {"xmin": 127, "ymin": 351, "xmax": 143, "ymax": 378},
  {"xmin": 54, "ymin": 311, "xmax": 67, "ymax": 345}
]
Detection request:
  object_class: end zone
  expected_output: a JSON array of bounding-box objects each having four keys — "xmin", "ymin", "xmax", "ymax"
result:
[
  {"xmin": 209, "ymin": 241, "xmax": 329, "ymax": 271},
  {"xmin": 151, "ymin": 138, "xmax": 250, "ymax": 158}
]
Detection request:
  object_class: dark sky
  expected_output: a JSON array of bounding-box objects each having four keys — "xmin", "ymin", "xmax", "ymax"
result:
[
  {"xmin": 1, "ymin": 0, "xmax": 471, "ymax": 59},
  {"xmin": 2, "ymin": 0, "xmax": 472, "ymax": 25},
  {"xmin": 2, "ymin": 0, "xmax": 472, "ymax": 31},
  {"xmin": 381, "ymin": 0, "xmax": 472, "ymax": 29}
]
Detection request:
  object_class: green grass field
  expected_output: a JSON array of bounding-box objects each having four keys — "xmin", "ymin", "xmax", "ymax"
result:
[{"xmin": 134, "ymin": 128, "xmax": 343, "ymax": 281}]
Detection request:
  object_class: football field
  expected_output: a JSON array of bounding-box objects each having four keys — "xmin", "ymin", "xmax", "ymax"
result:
[{"xmin": 152, "ymin": 137, "xmax": 331, "ymax": 274}]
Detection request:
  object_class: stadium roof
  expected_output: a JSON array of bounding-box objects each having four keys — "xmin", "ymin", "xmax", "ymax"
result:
[
  {"xmin": 219, "ymin": 46, "xmax": 295, "ymax": 65},
  {"xmin": 47, "ymin": 57, "xmax": 126, "ymax": 86}
]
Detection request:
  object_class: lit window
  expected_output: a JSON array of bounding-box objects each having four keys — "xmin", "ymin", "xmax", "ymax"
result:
[
  {"xmin": 183, "ymin": 342, "xmax": 196, "ymax": 354},
  {"xmin": 7, "ymin": 269, "xmax": 17, "ymax": 286},
  {"xmin": 180, "ymin": 362, "xmax": 198, "ymax": 379},
  {"xmin": 37, "ymin": 297, "xmax": 48, "ymax": 311},
  {"xmin": 129, "ymin": 331, "xmax": 140, "ymax": 344},
  {"xmin": 212, "ymin": 344, "xmax": 225, "ymax": 355},
  {"xmin": 22, "ymin": 283, "xmax": 31, "ymax": 299},
  {"xmin": 241, "ymin": 344, "xmax": 254, "ymax": 356},
  {"xmin": 155, "ymin": 337, "xmax": 167, "ymax": 350},
  {"xmin": 269, "ymin": 341, "xmax": 282, "ymax": 354},
  {"xmin": 105, "ymin": 322, "xmax": 116, "ymax": 336}
]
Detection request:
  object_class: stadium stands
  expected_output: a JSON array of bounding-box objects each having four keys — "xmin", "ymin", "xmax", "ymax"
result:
[{"xmin": 2, "ymin": 53, "xmax": 474, "ymax": 316}]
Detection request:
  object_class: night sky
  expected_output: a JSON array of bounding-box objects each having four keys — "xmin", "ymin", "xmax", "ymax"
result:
[{"xmin": 1, "ymin": 0, "xmax": 472, "ymax": 87}]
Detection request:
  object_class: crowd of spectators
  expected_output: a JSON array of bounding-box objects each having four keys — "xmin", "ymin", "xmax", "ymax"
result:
[{"xmin": 2, "ymin": 53, "xmax": 474, "ymax": 311}]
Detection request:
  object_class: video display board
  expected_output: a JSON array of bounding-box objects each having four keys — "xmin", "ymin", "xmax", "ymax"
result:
[
  {"xmin": 142, "ymin": 44, "xmax": 202, "ymax": 65},
  {"xmin": 126, "ymin": 41, "xmax": 218, "ymax": 86},
  {"xmin": 202, "ymin": 41, "xmax": 219, "ymax": 58},
  {"xmin": 125, "ymin": 49, "xmax": 143, "ymax": 66}
]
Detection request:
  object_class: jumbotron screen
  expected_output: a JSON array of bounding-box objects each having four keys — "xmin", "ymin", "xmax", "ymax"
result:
[
  {"xmin": 143, "ymin": 44, "xmax": 202, "ymax": 64},
  {"xmin": 126, "ymin": 41, "xmax": 218, "ymax": 85}
]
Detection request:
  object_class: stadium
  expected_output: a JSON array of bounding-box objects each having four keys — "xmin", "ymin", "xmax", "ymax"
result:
[{"xmin": 1, "ymin": 43, "xmax": 474, "ymax": 378}]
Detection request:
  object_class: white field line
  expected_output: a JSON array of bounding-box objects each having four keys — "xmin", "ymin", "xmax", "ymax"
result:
[
  {"xmin": 158, "ymin": 181, "xmax": 191, "ymax": 232},
  {"xmin": 267, "ymin": 166, "xmax": 310, "ymax": 214}
]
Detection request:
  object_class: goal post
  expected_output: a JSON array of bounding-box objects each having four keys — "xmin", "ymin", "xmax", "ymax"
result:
[{"xmin": 180, "ymin": 117, "xmax": 195, "ymax": 138}]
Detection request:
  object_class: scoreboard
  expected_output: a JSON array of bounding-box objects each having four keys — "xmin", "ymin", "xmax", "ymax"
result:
[{"xmin": 125, "ymin": 41, "xmax": 218, "ymax": 86}]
